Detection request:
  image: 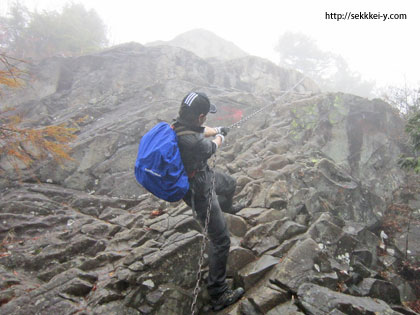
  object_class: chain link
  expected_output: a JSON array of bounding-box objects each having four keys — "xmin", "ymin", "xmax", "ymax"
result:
[
  {"xmin": 228, "ymin": 77, "xmax": 306, "ymax": 130},
  {"xmin": 190, "ymin": 78, "xmax": 305, "ymax": 313},
  {"xmin": 190, "ymin": 157, "xmax": 217, "ymax": 315}
]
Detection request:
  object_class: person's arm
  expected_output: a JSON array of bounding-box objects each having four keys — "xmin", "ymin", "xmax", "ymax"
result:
[
  {"xmin": 212, "ymin": 134, "xmax": 224, "ymax": 148},
  {"xmin": 196, "ymin": 137, "xmax": 219, "ymax": 160},
  {"xmin": 202, "ymin": 126, "xmax": 229, "ymax": 148},
  {"xmin": 203, "ymin": 126, "xmax": 218, "ymax": 137},
  {"xmin": 204, "ymin": 126, "xmax": 230, "ymax": 138}
]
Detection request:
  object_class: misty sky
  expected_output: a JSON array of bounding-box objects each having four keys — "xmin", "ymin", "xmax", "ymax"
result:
[{"xmin": 3, "ymin": 0, "xmax": 419, "ymax": 89}]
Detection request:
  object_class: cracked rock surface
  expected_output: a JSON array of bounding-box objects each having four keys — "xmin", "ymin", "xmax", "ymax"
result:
[{"xmin": 1, "ymin": 42, "xmax": 420, "ymax": 314}]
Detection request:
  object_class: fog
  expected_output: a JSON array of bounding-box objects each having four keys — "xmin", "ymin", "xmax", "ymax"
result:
[{"xmin": 3, "ymin": 0, "xmax": 419, "ymax": 88}]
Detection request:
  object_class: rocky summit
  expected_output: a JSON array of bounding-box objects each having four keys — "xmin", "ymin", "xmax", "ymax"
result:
[{"xmin": 1, "ymin": 40, "xmax": 420, "ymax": 315}]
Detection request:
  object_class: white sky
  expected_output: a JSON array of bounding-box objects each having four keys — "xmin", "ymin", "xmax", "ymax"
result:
[{"xmin": 3, "ymin": 0, "xmax": 419, "ymax": 89}]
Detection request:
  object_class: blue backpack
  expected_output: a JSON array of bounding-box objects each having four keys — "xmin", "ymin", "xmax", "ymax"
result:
[{"xmin": 134, "ymin": 122, "xmax": 192, "ymax": 202}]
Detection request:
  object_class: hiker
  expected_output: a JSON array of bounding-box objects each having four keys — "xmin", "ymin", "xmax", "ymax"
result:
[{"xmin": 172, "ymin": 92, "xmax": 245, "ymax": 311}]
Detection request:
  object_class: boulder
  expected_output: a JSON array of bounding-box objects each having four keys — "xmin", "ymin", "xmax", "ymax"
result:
[
  {"xmin": 270, "ymin": 238, "xmax": 320, "ymax": 291},
  {"xmin": 242, "ymin": 220, "xmax": 306, "ymax": 255},
  {"xmin": 250, "ymin": 283, "xmax": 290, "ymax": 313},
  {"xmin": 237, "ymin": 255, "xmax": 279, "ymax": 290},
  {"xmin": 254, "ymin": 209, "xmax": 288, "ymax": 225},
  {"xmin": 266, "ymin": 300, "xmax": 304, "ymax": 314},
  {"xmin": 298, "ymin": 283, "xmax": 401, "ymax": 315},
  {"xmin": 225, "ymin": 213, "xmax": 248, "ymax": 237},
  {"xmin": 357, "ymin": 278, "xmax": 401, "ymax": 305},
  {"xmin": 227, "ymin": 246, "xmax": 257, "ymax": 277}
]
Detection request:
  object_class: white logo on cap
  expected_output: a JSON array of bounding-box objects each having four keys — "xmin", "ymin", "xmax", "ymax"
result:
[{"xmin": 184, "ymin": 92, "xmax": 199, "ymax": 106}]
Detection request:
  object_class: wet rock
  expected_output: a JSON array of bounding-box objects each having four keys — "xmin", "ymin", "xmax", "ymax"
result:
[
  {"xmin": 139, "ymin": 304, "xmax": 153, "ymax": 314},
  {"xmin": 262, "ymin": 170, "xmax": 283, "ymax": 182},
  {"xmin": 237, "ymin": 255, "xmax": 279, "ymax": 290},
  {"xmin": 351, "ymin": 249, "xmax": 373, "ymax": 267},
  {"xmin": 263, "ymin": 154, "xmax": 290, "ymax": 171},
  {"xmin": 389, "ymin": 273, "xmax": 417, "ymax": 303},
  {"xmin": 238, "ymin": 298, "xmax": 263, "ymax": 315},
  {"xmin": 247, "ymin": 166, "xmax": 264, "ymax": 180},
  {"xmin": 225, "ymin": 213, "xmax": 248, "ymax": 237},
  {"xmin": 243, "ymin": 219, "xmax": 306, "ymax": 255},
  {"xmin": 79, "ymin": 251, "xmax": 126, "ymax": 271},
  {"xmin": 0, "ymin": 39, "xmax": 417, "ymax": 315},
  {"xmin": 254, "ymin": 209, "xmax": 287, "ymax": 225},
  {"xmin": 275, "ymin": 220, "xmax": 307, "ymax": 244},
  {"xmin": 145, "ymin": 285, "xmax": 170, "ymax": 304},
  {"xmin": 108, "ymin": 213, "xmax": 139, "ymax": 228},
  {"xmin": 357, "ymin": 278, "xmax": 401, "ymax": 305},
  {"xmin": 236, "ymin": 208, "xmax": 266, "ymax": 223},
  {"xmin": 236, "ymin": 175, "xmax": 253, "ymax": 189},
  {"xmin": 306, "ymin": 213, "xmax": 343, "ymax": 244},
  {"xmin": 242, "ymin": 222, "xmax": 279, "ymax": 255},
  {"xmin": 250, "ymin": 283, "xmax": 290, "ymax": 313},
  {"xmin": 140, "ymin": 231, "xmax": 203, "ymax": 288},
  {"xmin": 311, "ymin": 271, "xmax": 339, "ymax": 290},
  {"xmin": 317, "ymin": 158, "xmax": 358, "ymax": 190},
  {"xmin": 61, "ymin": 277, "xmax": 94, "ymax": 296},
  {"xmin": 351, "ymin": 261, "xmax": 373, "ymax": 279},
  {"xmin": 270, "ymin": 238, "xmax": 320, "ymax": 291},
  {"xmin": 99, "ymin": 207, "xmax": 128, "ymax": 220},
  {"xmin": 266, "ymin": 300, "xmax": 304, "ymax": 314},
  {"xmin": 80, "ymin": 221, "xmax": 119, "ymax": 237},
  {"xmin": 266, "ymin": 239, "xmax": 299, "ymax": 258},
  {"xmin": 0, "ymin": 267, "xmax": 21, "ymax": 289},
  {"xmin": 108, "ymin": 228, "xmax": 151, "ymax": 252},
  {"xmin": 26, "ymin": 235, "xmax": 106, "ymax": 272},
  {"xmin": 335, "ymin": 233, "xmax": 359, "ymax": 256},
  {"xmin": 298, "ymin": 282, "xmax": 401, "ymax": 315},
  {"xmin": 151, "ymin": 285, "xmax": 191, "ymax": 315},
  {"xmin": 146, "ymin": 213, "xmax": 201, "ymax": 234},
  {"xmin": 378, "ymin": 254, "xmax": 398, "ymax": 268},
  {"xmin": 227, "ymin": 246, "xmax": 257, "ymax": 277},
  {"xmin": 0, "ymin": 268, "xmax": 97, "ymax": 315},
  {"xmin": 265, "ymin": 180, "xmax": 289, "ymax": 210},
  {"xmin": 391, "ymin": 305, "xmax": 420, "ymax": 315},
  {"xmin": 394, "ymin": 216, "xmax": 420, "ymax": 258},
  {"xmin": 313, "ymin": 251, "xmax": 333, "ymax": 273},
  {"xmin": 90, "ymin": 289, "xmax": 123, "ymax": 305}
]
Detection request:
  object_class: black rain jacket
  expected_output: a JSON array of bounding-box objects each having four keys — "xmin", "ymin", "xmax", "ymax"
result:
[{"xmin": 172, "ymin": 118, "xmax": 217, "ymax": 197}]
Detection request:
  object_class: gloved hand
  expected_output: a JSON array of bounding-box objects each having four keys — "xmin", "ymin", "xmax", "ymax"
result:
[
  {"xmin": 215, "ymin": 126, "xmax": 230, "ymax": 136},
  {"xmin": 215, "ymin": 134, "xmax": 225, "ymax": 146}
]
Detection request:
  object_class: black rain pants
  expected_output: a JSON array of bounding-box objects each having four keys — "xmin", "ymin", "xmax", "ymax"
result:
[{"xmin": 183, "ymin": 167, "xmax": 236, "ymax": 298}]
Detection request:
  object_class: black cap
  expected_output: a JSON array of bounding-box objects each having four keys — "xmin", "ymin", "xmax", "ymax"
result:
[{"xmin": 180, "ymin": 92, "xmax": 217, "ymax": 116}]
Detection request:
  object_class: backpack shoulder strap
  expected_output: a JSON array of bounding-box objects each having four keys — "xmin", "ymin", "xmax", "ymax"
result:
[
  {"xmin": 176, "ymin": 130, "xmax": 197, "ymax": 137},
  {"xmin": 172, "ymin": 124, "xmax": 197, "ymax": 137}
]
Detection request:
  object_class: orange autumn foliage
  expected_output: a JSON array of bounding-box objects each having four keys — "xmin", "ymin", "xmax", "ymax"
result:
[
  {"xmin": 0, "ymin": 53, "xmax": 24, "ymax": 89},
  {"xmin": 0, "ymin": 53, "xmax": 77, "ymax": 171}
]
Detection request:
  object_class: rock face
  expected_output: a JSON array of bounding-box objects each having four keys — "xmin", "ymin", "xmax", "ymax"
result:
[
  {"xmin": 146, "ymin": 28, "xmax": 249, "ymax": 60},
  {"xmin": 1, "ymin": 41, "xmax": 420, "ymax": 314}
]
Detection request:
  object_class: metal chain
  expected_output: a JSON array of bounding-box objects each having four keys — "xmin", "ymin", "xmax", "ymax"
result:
[
  {"xmin": 228, "ymin": 77, "xmax": 306, "ymax": 129},
  {"xmin": 190, "ymin": 77, "xmax": 305, "ymax": 313},
  {"xmin": 190, "ymin": 157, "xmax": 217, "ymax": 315}
]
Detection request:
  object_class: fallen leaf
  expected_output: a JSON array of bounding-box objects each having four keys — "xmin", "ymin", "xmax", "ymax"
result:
[{"xmin": 151, "ymin": 210, "xmax": 163, "ymax": 217}]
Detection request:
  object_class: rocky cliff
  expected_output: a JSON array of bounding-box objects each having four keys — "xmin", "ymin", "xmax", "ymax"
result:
[
  {"xmin": 1, "ymin": 42, "xmax": 419, "ymax": 314},
  {"xmin": 146, "ymin": 29, "xmax": 249, "ymax": 60}
]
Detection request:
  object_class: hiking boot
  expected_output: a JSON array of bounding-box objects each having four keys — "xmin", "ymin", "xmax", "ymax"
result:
[{"xmin": 211, "ymin": 287, "xmax": 245, "ymax": 311}]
